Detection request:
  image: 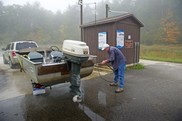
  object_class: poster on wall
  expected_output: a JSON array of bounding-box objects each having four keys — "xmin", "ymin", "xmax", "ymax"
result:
[
  {"xmin": 125, "ymin": 40, "xmax": 133, "ymax": 48},
  {"xmin": 116, "ymin": 30, "xmax": 124, "ymax": 48},
  {"xmin": 98, "ymin": 32, "xmax": 107, "ymax": 49}
]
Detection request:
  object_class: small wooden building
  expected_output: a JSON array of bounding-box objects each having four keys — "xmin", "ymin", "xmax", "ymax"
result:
[{"xmin": 81, "ymin": 13, "xmax": 144, "ymax": 64}]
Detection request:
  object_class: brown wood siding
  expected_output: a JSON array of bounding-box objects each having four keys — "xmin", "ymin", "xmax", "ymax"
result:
[
  {"xmin": 83, "ymin": 16, "xmax": 142, "ymax": 64},
  {"xmin": 83, "ymin": 23, "xmax": 116, "ymax": 63},
  {"xmin": 115, "ymin": 18, "xmax": 141, "ymax": 64}
]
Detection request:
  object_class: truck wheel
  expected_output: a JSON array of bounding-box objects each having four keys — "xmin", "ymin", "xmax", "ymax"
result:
[
  {"xmin": 3, "ymin": 55, "xmax": 8, "ymax": 64},
  {"xmin": 9, "ymin": 59, "xmax": 15, "ymax": 69}
]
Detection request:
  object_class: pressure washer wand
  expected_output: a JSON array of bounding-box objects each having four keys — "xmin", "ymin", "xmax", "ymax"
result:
[{"xmin": 96, "ymin": 63, "xmax": 114, "ymax": 71}]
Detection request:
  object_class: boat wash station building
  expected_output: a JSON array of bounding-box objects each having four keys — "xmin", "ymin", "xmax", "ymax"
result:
[{"xmin": 81, "ymin": 13, "xmax": 144, "ymax": 64}]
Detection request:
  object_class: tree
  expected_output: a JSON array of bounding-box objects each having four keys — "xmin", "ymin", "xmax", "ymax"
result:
[
  {"xmin": 62, "ymin": 5, "xmax": 80, "ymax": 40},
  {"xmin": 160, "ymin": 9, "xmax": 181, "ymax": 44},
  {"xmin": 0, "ymin": 0, "xmax": 181, "ymax": 45}
]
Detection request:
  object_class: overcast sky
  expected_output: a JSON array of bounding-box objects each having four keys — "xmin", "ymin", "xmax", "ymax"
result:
[{"xmin": 3, "ymin": 0, "xmax": 102, "ymax": 12}]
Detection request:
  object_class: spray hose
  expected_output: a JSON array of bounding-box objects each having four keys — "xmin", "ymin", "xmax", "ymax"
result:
[{"xmin": 94, "ymin": 63, "xmax": 113, "ymax": 83}]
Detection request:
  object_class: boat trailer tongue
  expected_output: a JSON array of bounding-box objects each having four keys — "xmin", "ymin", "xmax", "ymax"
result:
[{"xmin": 62, "ymin": 40, "xmax": 90, "ymax": 102}]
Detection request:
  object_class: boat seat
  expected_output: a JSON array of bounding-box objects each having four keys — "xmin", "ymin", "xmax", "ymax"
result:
[
  {"xmin": 50, "ymin": 51, "xmax": 64, "ymax": 63},
  {"xmin": 28, "ymin": 52, "xmax": 43, "ymax": 62}
]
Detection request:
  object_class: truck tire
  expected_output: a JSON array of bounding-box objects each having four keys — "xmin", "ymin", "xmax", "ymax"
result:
[
  {"xmin": 3, "ymin": 55, "xmax": 8, "ymax": 64},
  {"xmin": 9, "ymin": 58, "xmax": 15, "ymax": 69}
]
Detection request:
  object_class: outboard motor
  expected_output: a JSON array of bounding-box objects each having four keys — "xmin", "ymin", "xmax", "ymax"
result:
[{"xmin": 62, "ymin": 40, "xmax": 89, "ymax": 102}]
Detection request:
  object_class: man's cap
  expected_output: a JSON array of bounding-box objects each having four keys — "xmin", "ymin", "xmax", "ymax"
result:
[{"xmin": 101, "ymin": 44, "xmax": 109, "ymax": 50}]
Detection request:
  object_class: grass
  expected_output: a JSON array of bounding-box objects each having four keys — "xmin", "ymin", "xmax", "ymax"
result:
[
  {"xmin": 127, "ymin": 63, "xmax": 145, "ymax": 70},
  {"xmin": 140, "ymin": 44, "xmax": 182, "ymax": 63}
]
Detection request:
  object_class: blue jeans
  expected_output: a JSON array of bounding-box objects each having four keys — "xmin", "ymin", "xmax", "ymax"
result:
[{"xmin": 113, "ymin": 63, "xmax": 126, "ymax": 88}]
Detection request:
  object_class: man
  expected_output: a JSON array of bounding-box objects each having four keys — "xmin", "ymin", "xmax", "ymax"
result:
[{"xmin": 100, "ymin": 43, "xmax": 126, "ymax": 93}]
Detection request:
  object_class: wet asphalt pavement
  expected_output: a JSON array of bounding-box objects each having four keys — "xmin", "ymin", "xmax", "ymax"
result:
[{"xmin": 0, "ymin": 57, "xmax": 182, "ymax": 121}]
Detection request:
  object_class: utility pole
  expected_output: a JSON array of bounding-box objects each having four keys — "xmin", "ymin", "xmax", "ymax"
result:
[
  {"xmin": 106, "ymin": 4, "xmax": 110, "ymax": 18},
  {"xmin": 79, "ymin": 0, "xmax": 96, "ymax": 41},
  {"xmin": 161, "ymin": 0, "xmax": 164, "ymax": 17},
  {"xmin": 106, "ymin": 3, "xmax": 129, "ymax": 16},
  {"xmin": 79, "ymin": 0, "xmax": 83, "ymax": 41},
  {"xmin": 80, "ymin": 0, "xmax": 83, "ymax": 41}
]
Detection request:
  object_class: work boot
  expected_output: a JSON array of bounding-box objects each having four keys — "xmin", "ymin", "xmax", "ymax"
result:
[{"xmin": 115, "ymin": 88, "xmax": 124, "ymax": 93}]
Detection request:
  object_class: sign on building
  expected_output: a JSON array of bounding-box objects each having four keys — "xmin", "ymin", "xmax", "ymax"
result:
[
  {"xmin": 98, "ymin": 32, "xmax": 107, "ymax": 50},
  {"xmin": 116, "ymin": 30, "xmax": 124, "ymax": 48}
]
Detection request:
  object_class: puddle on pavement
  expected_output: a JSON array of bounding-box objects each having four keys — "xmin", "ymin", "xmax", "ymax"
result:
[
  {"xmin": 0, "ymin": 68, "xmax": 32, "ymax": 101},
  {"xmin": 20, "ymin": 84, "xmax": 107, "ymax": 121},
  {"xmin": 0, "ymin": 66, "xmax": 112, "ymax": 121},
  {"xmin": 79, "ymin": 103, "xmax": 105, "ymax": 121},
  {"xmin": 0, "ymin": 81, "xmax": 109, "ymax": 121}
]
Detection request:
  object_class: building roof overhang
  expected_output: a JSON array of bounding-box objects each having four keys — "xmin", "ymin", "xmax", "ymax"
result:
[{"xmin": 81, "ymin": 13, "xmax": 144, "ymax": 28}]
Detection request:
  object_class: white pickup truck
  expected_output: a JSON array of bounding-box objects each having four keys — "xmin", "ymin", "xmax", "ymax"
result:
[{"xmin": 2, "ymin": 40, "xmax": 38, "ymax": 69}]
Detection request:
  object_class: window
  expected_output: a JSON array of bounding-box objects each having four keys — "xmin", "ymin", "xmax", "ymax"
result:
[
  {"xmin": 11, "ymin": 43, "xmax": 14, "ymax": 50},
  {"xmin": 16, "ymin": 42, "xmax": 37, "ymax": 50}
]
